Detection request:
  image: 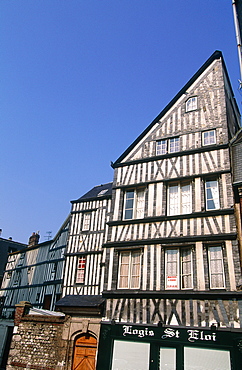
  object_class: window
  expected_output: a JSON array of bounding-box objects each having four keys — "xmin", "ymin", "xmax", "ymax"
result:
[
  {"xmin": 165, "ymin": 248, "xmax": 193, "ymax": 290},
  {"xmin": 123, "ymin": 189, "xmax": 145, "ymax": 220},
  {"xmin": 118, "ymin": 250, "xmax": 141, "ymax": 289},
  {"xmin": 82, "ymin": 213, "xmax": 91, "ymax": 231},
  {"xmin": 50, "ymin": 262, "xmax": 57, "ymax": 280},
  {"xmin": 169, "ymin": 137, "xmax": 180, "ymax": 153},
  {"xmin": 205, "ymin": 180, "xmax": 220, "ymax": 210},
  {"xmin": 76, "ymin": 256, "xmax": 86, "ymax": 284},
  {"xmin": 18, "ymin": 254, "xmax": 25, "ymax": 266},
  {"xmin": 184, "ymin": 347, "xmax": 231, "ymax": 370},
  {"xmin": 168, "ymin": 183, "xmax": 192, "ymax": 216},
  {"xmin": 186, "ymin": 96, "xmax": 197, "ymax": 112},
  {"xmin": 156, "ymin": 138, "xmax": 180, "ymax": 155},
  {"xmin": 202, "ymin": 130, "xmax": 216, "ymax": 146},
  {"xmin": 112, "ymin": 340, "xmax": 149, "ymax": 370},
  {"xmin": 160, "ymin": 347, "xmax": 176, "ymax": 370},
  {"xmin": 43, "ymin": 294, "xmax": 52, "ymax": 310},
  {"xmin": 156, "ymin": 139, "xmax": 167, "ymax": 155},
  {"xmin": 208, "ymin": 246, "xmax": 225, "ymax": 289},
  {"xmin": 98, "ymin": 189, "xmax": 108, "ymax": 196},
  {"xmin": 13, "ymin": 270, "xmax": 21, "ymax": 286}
]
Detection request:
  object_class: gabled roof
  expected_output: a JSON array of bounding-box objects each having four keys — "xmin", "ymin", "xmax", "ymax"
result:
[
  {"xmin": 71, "ymin": 182, "xmax": 112, "ymax": 203},
  {"xmin": 112, "ymin": 50, "xmax": 235, "ymax": 167}
]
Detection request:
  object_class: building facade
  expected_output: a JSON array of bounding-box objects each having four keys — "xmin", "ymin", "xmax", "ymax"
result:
[
  {"xmin": 0, "ymin": 219, "xmax": 69, "ymax": 369},
  {"xmin": 97, "ymin": 51, "xmax": 242, "ymax": 369}
]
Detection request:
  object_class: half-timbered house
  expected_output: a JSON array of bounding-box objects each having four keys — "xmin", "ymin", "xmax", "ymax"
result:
[
  {"xmin": 97, "ymin": 51, "xmax": 242, "ymax": 369},
  {"xmin": 0, "ymin": 219, "xmax": 69, "ymax": 369},
  {"xmin": 62, "ymin": 182, "xmax": 112, "ymax": 297}
]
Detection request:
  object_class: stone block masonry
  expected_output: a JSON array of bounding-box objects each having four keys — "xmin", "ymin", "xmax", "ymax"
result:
[{"xmin": 7, "ymin": 315, "xmax": 67, "ymax": 370}]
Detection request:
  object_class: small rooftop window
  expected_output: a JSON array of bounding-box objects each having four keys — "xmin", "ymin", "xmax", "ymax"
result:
[{"xmin": 97, "ymin": 189, "xmax": 108, "ymax": 196}]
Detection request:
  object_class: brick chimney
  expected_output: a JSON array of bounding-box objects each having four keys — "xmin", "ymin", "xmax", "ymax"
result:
[
  {"xmin": 28, "ymin": 232, "xmax": 40, "ymax": 247},
  {"xmin": 14, "ymin": 301, "xmax": 32, "ymax": 326}
]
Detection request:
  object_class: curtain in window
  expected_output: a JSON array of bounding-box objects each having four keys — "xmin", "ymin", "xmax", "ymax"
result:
[
  {"xmin": 169, "ymin": 185, "xmax": 179, "ymax": 215},
  {"xmin": 136, "ymin": 190, "xmax": 145, "ymax": 218},
  {"xmin": 166, "ymin": 249, "xmax": 179, "ymax": 289},
  {"xmin": 119, "ymin": 252, "xmax": 130, "ymax": 288},
  {"xmin": 209, "ymin": 246, "xmax": 225, "ymax": 288},
  {"xmin": 130, "ymin": 251, "xmax": 141, "ymax": 288},
  {"xmin": 181, "ymin": 184, "xmax": 191, "ymax": 214},
  {"xmin": 118, "ymin": 251, "xmax": 141, "ymax": 289},
  {"xmin": 181, "ymin": 249, "xmax": 192, "ymax": 289}
]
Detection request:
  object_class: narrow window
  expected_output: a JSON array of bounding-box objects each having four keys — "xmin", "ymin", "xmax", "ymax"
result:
[
  {"xmin": 205, "ymin": 180, "xmax": 220, "ymax": 210},
  {"xmin": 82, "ymin": 213, "xmax": 91, "ymax": 231},
  {"xmin": 124, "ymin": 191, "xmax": 135, "ymax": 219},
  {"xmin": 118, "ymin": 250, "xmax": 141, "ymax": 289},
  {"xmin": 168, "ymin": 183, "xmax": 192, "ymax": 216},
  {"xmin": 186, "ymin": 97, "xmax": 197, "ymax": 112},
  {"xmin": 208, "ymin": 246, "xmax": 225, "ymax": 289},
  {"xmin": 50, "ymin": 262, "xmax": 57, "ymax": 280},
  {"xmin": 202, "ymin": 130, "xmax": 216, "ymax": 146},
  {"xmin": 169, "ymin": 137, "xmax": 180, "ymax": 153},
  {"xmin": 156, "ymin": 139, "xmax": 167, "ymax": 155},
  {"xmin": 165, "ymin": 248, "xmax": 193, "ymax": 290},
  {"xmin": 123, "ymin": 189, "xmax": 145, "ymax": 220},
  {"xmin": 13, "ymin": 270, "xmax": 21, "ymax": 286},
  {"xmin": 76, "ymin": 256, "xmax": 86, "ymax": 284}
]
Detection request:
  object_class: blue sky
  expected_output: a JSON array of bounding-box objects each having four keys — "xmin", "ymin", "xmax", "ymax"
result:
[{"xmin": 0, "ymin": 1, "xmax": 241, "ymax": 243}]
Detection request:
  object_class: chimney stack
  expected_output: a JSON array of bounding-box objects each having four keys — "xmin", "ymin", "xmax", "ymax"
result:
[{"xmin": 28, "ymin": 232, "xmax": 40, "ymax": 247}]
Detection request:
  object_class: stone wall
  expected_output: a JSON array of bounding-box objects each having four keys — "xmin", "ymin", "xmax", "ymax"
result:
[{"xmin": 7, "ymin": 315, "xmax": 67, "ymax": 370}]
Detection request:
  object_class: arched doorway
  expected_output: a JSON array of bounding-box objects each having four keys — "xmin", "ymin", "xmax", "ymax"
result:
[{"xmin": 72, "ymin": 333, "xmax": 97, "ymax": 370}]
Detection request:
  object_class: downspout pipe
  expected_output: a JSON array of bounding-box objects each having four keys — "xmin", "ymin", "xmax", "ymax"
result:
[{"xmin": 232, "ymin": 0, "xmax": 242, "ymax": 87}]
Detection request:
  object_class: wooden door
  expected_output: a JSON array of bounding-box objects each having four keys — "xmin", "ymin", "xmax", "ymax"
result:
[{"xmin": 72, "ymin": 334, "xmax": 97, "ymax": 370}]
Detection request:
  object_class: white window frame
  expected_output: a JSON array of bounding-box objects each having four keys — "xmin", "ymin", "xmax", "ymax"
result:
[
  {"xmin": 118, "ymin": 250, "xmax": 141, "ymax": 289},
  {"xmin": 205, "ymin": 179, "xmax": 220, "ymax": 210},
  {"xmin": 123, "ymin": 189, "xmax": 145, "ymax": 220},
  {"xmin": 76, "ymin": 256, "xmax": 86, "ymax": 284},
  {"xmin": 186, "ymin": 96, "xmax": 197, "ymax": 112},
  {"xmin": 156, "ymin": 139, "xmax": 167, "ymax": 155},
  {"xmin": 202, "ymin": 130, "xmax": 216, "ymax": 146},
  {"xmin": 82, "ymin": 212, "xmax": 91, "ymax": 231},
  {"xmin": 168, "ymin": 137, "xmax": 180, "ymax": 153},
  {"xmin": 168, "ymin": 182, "xmax": 192, "ymax": 216},
  {"xmin": 165, "ymin": 248, "xmax": 193, "ymax": 290},
  {"xmin": 208, "ymin": 246, "xmax": 225, "ymax": 289}
]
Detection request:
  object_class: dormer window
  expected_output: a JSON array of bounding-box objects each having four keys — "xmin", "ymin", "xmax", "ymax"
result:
[
  {"xmin": 186, "ymin": 97, "xmax": 197, "ymax": 112},
  {"xmin": 97, "ymin": 189, "xmax": 108, "ymax": 196}
]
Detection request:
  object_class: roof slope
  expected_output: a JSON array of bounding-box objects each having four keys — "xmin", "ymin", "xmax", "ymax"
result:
[{"xmin": 72, "ymin": 182, "xmax": 112, "ymax": 203}]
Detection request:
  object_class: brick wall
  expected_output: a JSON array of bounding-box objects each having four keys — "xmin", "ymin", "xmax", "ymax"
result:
[{"xmin": 7, "ymin": 315, "xmax": 67, "ymax": 370}]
